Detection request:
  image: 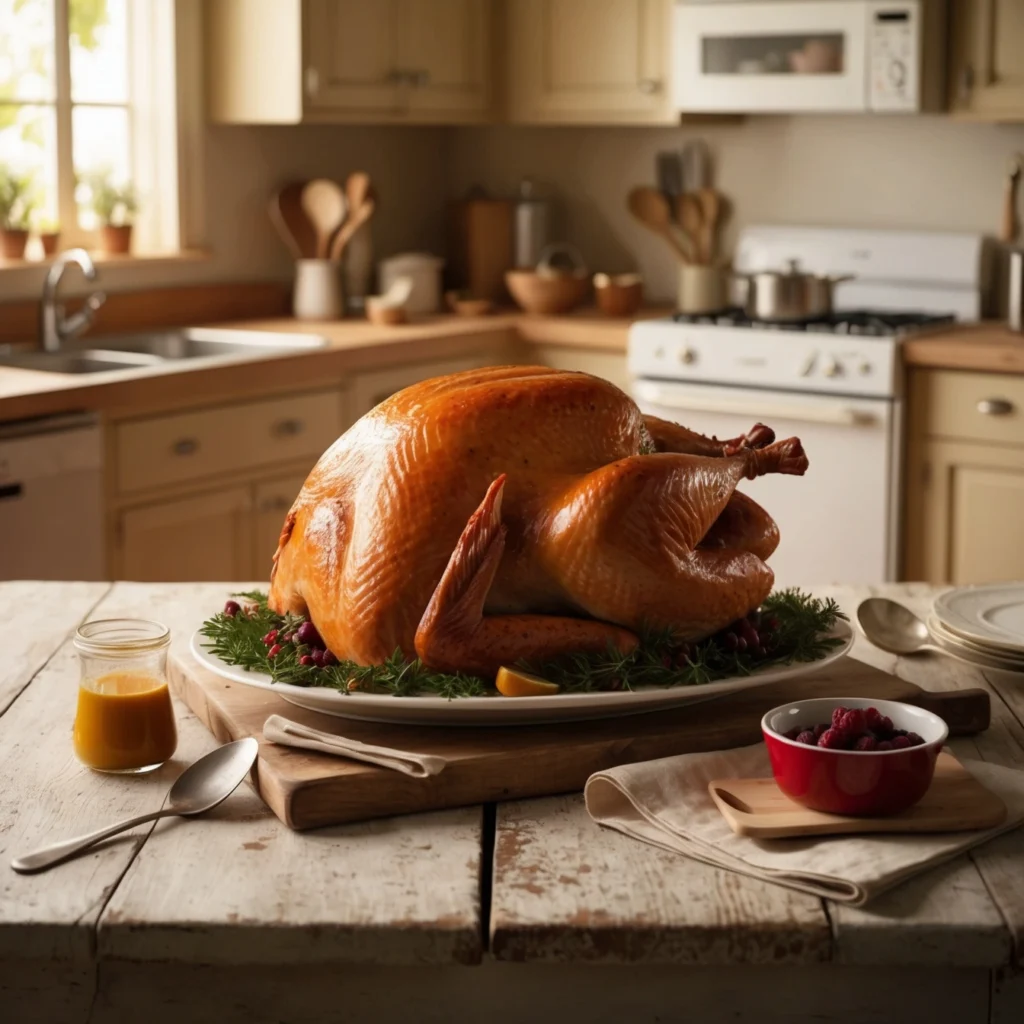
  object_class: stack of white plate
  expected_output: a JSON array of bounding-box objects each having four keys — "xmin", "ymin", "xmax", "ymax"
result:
[{"xmin": 928, "ymin": 583, "xmax": 1024, "ymax": 673}]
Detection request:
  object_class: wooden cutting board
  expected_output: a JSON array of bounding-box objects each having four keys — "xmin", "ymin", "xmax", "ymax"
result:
[
  {"xmin": 169, "ymin": 652, "xmax": 990, "ymax": 830},
  {"xmin": 709, "ymin": 753, "xmax": 1008, "ymax": 839}
]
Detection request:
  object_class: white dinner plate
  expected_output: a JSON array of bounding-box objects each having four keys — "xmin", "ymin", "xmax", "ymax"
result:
[
  {"xmin": 189, "ymin": 621, "xmax": 854, "ymax": 726},
  {"xmin": 933, "ymin": 584, "xmax": 1024, "ymax": 655},
  {"xmin": 926, "ymin": 615, "xmax": 1024, "ymax": 673}
]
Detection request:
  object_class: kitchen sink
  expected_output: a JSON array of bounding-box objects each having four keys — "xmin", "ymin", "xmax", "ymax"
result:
[{"xmin": 0, "ymin": 328, "xmax": 328, "ymax": 375}]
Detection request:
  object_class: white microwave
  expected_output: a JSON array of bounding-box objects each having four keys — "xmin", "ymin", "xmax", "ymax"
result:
[{"xmin": 672, "ymin": 1, "xmax": 946, "ymax": 113}]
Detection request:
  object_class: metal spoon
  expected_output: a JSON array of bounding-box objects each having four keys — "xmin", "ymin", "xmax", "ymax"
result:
[
  {"xmin": 857, "ymin": 598, "xmax": 945, "ymax": 656},
  {"xmin": 11, "ymin": 738, "xmax": 258, "ymax": 874}
]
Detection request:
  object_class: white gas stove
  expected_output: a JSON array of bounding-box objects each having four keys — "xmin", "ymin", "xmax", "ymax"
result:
[{"xmin": 628, "ymin": 226, "xmax": 989, "ymax": 586}]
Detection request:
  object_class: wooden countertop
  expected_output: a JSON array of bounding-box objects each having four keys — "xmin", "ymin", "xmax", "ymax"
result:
[
  {"xmin": 0, "ymin": 308, "xmax": 664, "ymax": 423},
  {"xmin": 3, "ymin": 581, "xmax": 1024, "ymax": 1024},
  {"xmin": 902, "ymin": 322, "xmax": 1024, "ymax": 374}
]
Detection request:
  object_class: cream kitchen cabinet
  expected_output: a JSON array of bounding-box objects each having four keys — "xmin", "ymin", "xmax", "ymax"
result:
[
  {"xmin": 207, "ymin": 0, "xmax": 492, "ymax": 124},
  {"xmin": 903, "ymin": 369, "xmax": 1024, "ymax": 583},
  {"xmin": 949, "ymin": 0, "xmax": 1024, "ymax": 120},
  {"xmin": 504, "ymin": 0, "xmax": 674, "ymax": 124},
  {"xmin": 531, "ymin": 344, "xmax": 631, "ymax": 392},
  {"xmin": 253, "ymin": 472, "xmax": 310, "ymax": 577}
]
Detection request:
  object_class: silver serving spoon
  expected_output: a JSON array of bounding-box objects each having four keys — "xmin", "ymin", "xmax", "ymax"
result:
[
  {"xmin": 856, "ymin": 597, "xmax": 945, "ymax": 656},
  {"xmin": 11, "ymin": 738, "xmax": 258, "ymax": 874}
]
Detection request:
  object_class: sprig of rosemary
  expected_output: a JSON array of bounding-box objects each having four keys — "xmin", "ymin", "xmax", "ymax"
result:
[{"xmin": 199, "ymin": 589, "xmax": 846, "ymax": 700}]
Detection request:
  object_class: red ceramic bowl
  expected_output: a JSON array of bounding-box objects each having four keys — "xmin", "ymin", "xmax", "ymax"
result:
[{"xmin": 761, "ymin": 697, "xmax": 948, "ymax": 816}]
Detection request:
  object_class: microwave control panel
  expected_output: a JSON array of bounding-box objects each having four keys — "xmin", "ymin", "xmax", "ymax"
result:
[{"xmin": 868, "ymin": 3, "xmax": 920, "ymax": 111}]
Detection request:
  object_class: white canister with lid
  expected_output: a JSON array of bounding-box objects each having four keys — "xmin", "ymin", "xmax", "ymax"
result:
[{"xmin": 378, "ymin": 253, "xmax": 444, "ymax": 314}]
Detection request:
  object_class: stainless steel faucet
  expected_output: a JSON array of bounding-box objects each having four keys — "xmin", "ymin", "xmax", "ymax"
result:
[{"xmin": 40, "ymin": 248, "xmax": 107, "ymax": 352}]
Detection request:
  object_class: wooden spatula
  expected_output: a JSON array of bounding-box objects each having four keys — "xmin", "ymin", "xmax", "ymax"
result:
[
  {"xmin": 627, "ymin": 186, "xmax": 691, "ymax": 265},
  {"xmin": 269, "ymin": 182, "xmax": 317, "ymax": 259},
  {"xmin": 330, "ymin": 173, "xmax": 376, "ymax": 260},
  {"xmin": 301, "ymin": 178, "xmax": 347, "ymax": 259}
]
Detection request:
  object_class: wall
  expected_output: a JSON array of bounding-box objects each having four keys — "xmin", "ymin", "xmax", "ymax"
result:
[{"xmin": 445, "ymin": 116, "xmax": 1024, "ymax": 303}]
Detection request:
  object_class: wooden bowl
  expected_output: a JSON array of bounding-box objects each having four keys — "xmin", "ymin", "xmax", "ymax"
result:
[
  {"xmin": 366, "ymin": 298, "xmax": 408, "ymax": 325},
  {"xmin": 505, "ymin": 269, "xmax": 588, "ymax": 315},
  {"xmin": 593, "ymin": 273, "xmax": 643, "ymax": 318},
  {"xmin": 445, "ymin": 291, "xmax": 494, "ymax": 317}
]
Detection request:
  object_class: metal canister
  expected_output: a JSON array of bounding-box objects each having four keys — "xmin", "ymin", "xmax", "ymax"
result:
[
  {"xmin": 514, "ymin": 179, "xmax": 549, "ymax": 269},
  {"xmin": 1008, "ymin": 249, "xmax": 1024, "ymax": 332}
]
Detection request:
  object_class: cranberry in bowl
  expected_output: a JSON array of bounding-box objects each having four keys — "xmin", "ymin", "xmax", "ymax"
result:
[{"xmin": 761, "ymin": 697, "xmax": 948, "ymax": 817}]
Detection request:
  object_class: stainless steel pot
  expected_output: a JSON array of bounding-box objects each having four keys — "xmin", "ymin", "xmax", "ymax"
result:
[{"xmin": 737, "ymin": 260, "xmax": 853, "ymax": 322}]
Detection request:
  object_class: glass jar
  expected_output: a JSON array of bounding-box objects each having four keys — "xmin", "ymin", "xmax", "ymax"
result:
[{"xmin": 73, "ymin": 618, "xmax": 177, "ymax": 774}]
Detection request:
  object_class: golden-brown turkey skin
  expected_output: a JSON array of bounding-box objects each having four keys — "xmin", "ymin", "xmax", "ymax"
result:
[{"xmin": 268, "ymin": 366, "xmax": 804, "ymax": 669}]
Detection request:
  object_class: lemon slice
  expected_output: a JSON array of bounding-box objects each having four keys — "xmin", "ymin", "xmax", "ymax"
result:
[{"xmin": 495, "ymin": 666, "xmax": 561, "ymax": 698}]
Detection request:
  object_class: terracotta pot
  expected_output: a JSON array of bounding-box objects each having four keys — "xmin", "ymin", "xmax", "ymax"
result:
[
  {"xmin": 0, "ymin": 228, "xmax": 29, "ymax": 260},
  {"xmin": 39, "ymin": 231, "xmax": 60, "ymax": 256},
  {"xmin": 99, "ymin": 224, "xmax": 133, "ymax": 255}
]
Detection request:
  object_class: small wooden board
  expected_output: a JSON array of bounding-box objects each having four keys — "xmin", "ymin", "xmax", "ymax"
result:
[
  {"xmin": 709, "ymin": 753, "xmax": 1008, "ymax": 839},
  {"xmin": 170, "ymin": 651, "xmax": 991, "ymax": 830}
]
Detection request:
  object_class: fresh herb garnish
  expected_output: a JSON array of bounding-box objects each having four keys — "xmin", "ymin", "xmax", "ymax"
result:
[{"xmin": 199, "ymin": 588, "xmax": 845, "ymax": 699}]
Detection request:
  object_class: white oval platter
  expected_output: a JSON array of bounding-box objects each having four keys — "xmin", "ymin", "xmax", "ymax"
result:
[{"xmin": 189, "ymin": 620, "xmax": 854, "ymax": 727}]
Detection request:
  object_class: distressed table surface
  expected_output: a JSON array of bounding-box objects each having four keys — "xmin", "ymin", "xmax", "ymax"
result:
[{"xmin": 2, "ymin": 581, "xmax": 1024, "ymax": 1024}]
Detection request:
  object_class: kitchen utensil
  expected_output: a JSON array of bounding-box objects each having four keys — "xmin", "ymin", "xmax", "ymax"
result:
[
  {"xmin": 301, "ymin": 179, "xmax": 347, "ymax": 259},
  {"xmin": 695, "ymin": 187, "xmax": 723, "ymax": 265},
  {"xmin": 293, "ymin": 259, "xmax": 343, "ymax": 320},
  {"xmin": 269, "ymin": 182, "xmax": 317, "ymax": 259},
  {"xmin": 933, "ymin": 583, "xmax": 1024, "ymax": 653},
  {"xmin": 762, "ymin": 697, "xmax": 948, "ymax": 816},
  {"xmin": 738, "ymin": 259, "xmax": 853, "ymax": 322},
  {"xmin": 330, "ymin": 173, "xmax": 375, "ymax": 261},
  {"xmin": 627, "ymin": 187, "xmax": 691, "ymax": 264},
  {"xmin": 448, "ymin": 195, "xmax": 514, "ymax": 302},
  {"xmin": 656, "ymin": 151, "xmax": 683, "ymax": 210},
  {"xmin": 593, "ymin": 273, "xmax": 644, "ymax": 318},
  {"xmin": 676, "ymin": 192, "xmax": 704, "ymax": 263},
  {"xmin": 1001, "ymin": 155, "xmax": 1021, "ymax": 244},
  {"xmin": 678, "ymin": 264, "xmax": 728, "ymax": 314},
  {"xmin": 857, "ymin": 597, "xmax": 941, "ymax": 656},
  {"xmin": 176, "ymin": 643, "xmax": 988, "ymax": 829},
  {"xmin": 514, "ymin": 179, "xmax": 550, "ymax": 269},
  {"xmin": 505, "ymin": 268, "xmax": 588, "ymax": 315},
  {"xmin": 710, "ymin": 752, "xmax": 1006, "ymax": 839},
  {"xmin": 681, "ymin": 139, "xmax": 711, "ymax": 192},
  {"xmin": 378, "ymin": 253, "xmax": 444, "ymax": 314},
  {"xmin": 445, "ymin": 291, "xmax": 494, "ymax": 316},
  {"xmin": 1009, "ymin": 249, "xmax": 1024, "ymax": 332},
  {"xmin": 11, "ymin": 738, "xmax": 258, "ymax": 873}
]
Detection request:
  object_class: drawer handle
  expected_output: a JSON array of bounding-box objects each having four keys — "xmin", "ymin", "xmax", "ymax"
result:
[
  {"xmin": 272, "ymin": 418, "xmax": 305, "ymax": 438},
  {"xmin": 977, "ymin": 398, "xmax": 1015, "ymax": 416},
  {"xmin": 173, "ymin": 438, "xmax": 199, "ymax": 456}
]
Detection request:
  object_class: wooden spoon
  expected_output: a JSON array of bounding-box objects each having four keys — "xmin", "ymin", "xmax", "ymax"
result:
[
  {"xmin": 676, "ymin": 193, "xmax": 705, "ymax": 264},
  {"xmin": 696, "ymin": 187, "xmax": 723, "ymax": 266},
  {"xmin": 627, "ymin": 187, "xmax": 690, "ymax": 264},
  {"xmin": 330, "ymin": 177, "xmax": 376, "ymax": 261},
  {"xmin": 301, "ymin": 179, "xmax": 347, "ymax": 259},
  {"xmin": 269, "ymin": 182, "xmax": 317, "ymax": 259}
]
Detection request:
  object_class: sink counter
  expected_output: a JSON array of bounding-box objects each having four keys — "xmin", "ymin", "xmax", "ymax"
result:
[{"xmin": 0, "ymin": 308, "xmax": 662, "ymax": 423}]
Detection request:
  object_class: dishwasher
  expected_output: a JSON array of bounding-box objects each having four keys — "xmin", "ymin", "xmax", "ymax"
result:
[{"xmin": 0, "ymin": 413, "xmax": 105, "ymax": 581}]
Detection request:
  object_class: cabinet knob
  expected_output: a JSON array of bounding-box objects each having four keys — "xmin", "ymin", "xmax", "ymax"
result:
[
  {"xmin": 272, "ymin": 418, "xmax": 305, "ymax": 437},
  {"xmin": 638, "ymin": 78, "xmax": 661, "ymax": 95},
  {"xmin": 172, "ymin": 438, "xmax": 199, "ymax": 456},
  {"xmin": 977, "ymin": 398, "xmax": 1014, "ymax": 416}
]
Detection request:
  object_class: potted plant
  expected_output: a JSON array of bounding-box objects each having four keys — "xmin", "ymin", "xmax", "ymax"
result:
[
  {"xmin": 34, "ymin": 215, "xmax": 60, "ymax": 256},
  {"xmin": 0, "ymin": 168, "xmax": 35, "ymax": 260},
  {"xmin": 83, "ymin": 170, "xmax": 138, "ymax": 254}
]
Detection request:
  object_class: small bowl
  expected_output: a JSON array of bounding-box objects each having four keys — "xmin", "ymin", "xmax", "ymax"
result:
[
  {"xmin": 505, "ymin": 269, "xmax": 589, "ymax": 315},
  {"xmin": 593, "ymin": 273, "xmax": 643, "ymax": 318},
  {"xmin": 445, "ymin": 291, "xmax": 493, "ymax": 317},
  {"xmin": 365, "ymin": 298, "xmax": 408, "ymax": 326},
  {"xmin": 761, "ymin": 697, "xmax": 948, "ymax": 817}
]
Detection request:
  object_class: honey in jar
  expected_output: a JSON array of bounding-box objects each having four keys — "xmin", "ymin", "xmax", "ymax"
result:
[{"xmin": 73, "ymin": 619, "xmax": 177, "ymax": 773}]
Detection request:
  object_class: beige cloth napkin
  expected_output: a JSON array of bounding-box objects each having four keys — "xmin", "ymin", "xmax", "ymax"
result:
[
  {"xmin": 262, "ymin": 715, "xmax": 447, "ymax": 778},
  {"xmin": 585, "ymin": 745, "xmax": 1024, "ymax": 905}
]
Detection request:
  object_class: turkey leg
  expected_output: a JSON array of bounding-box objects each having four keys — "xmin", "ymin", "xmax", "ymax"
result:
[
  {"xmin": 644, "ymin": 416, "xmax": 775, "ymax": 457},
  {"xmin": 414, "ymin": 475, "xmax": 638, "ymax": 678}
]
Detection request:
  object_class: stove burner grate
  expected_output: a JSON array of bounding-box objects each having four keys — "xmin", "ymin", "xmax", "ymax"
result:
[{"xmin": 671, "ymin": 308, "xmax": 956, "ymax": 337}]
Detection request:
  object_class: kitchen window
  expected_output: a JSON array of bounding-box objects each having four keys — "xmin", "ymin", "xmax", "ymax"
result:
[{"xmin": 0, "ymin": 0, "xmax": 195, "ymax": 258}]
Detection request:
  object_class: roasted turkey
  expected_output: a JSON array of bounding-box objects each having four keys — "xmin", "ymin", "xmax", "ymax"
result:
[{"xmin": 268, "ymin": 366, "xmax": 807, "ymax": 676}]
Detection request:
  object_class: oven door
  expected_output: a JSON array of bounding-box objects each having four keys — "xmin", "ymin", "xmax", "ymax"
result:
[
  {"xmin": 633, "ymin": 379, "xmax": 898, "ymax": 586},
  {"xmin": 673, "ymin": 1, "xmax": 870, "ymax": 113}
]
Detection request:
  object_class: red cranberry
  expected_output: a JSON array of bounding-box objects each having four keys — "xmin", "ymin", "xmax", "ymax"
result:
[
  {"xmin": 891, "ymin": 735, "xmax": 912, "ymax": 749},
  {"xmin": 739, "ymin": 620, "xmax": 759, "ymax": 647},
  {"xmin": 839, "ymin": 709, "xmax": 867, "ymax": 735},
  {"xmin": 854, "ymin": 735, "xmax": 878, "ymax": 751},
  {"xmin": 283, "ymin": 632, "xmax": 296, "ymax": 643},
  {"xmin": 295, "ymin": 621, "xmax": 323, "ymax": 647},
  {"xmin": 321, "ymin": 651, "xmax": 337, "ymax": 667},
  {"xmin": 721, "ymin": 633, "xmax": 739, "ymax": 653},
  {"xmin": 831, "ymin": 706, "xmax": 850, "ymax": 729},
  {"xmin": 876, "ymin": 740, "xmax": 894, "ymax": 751},
  {"xmin": 267, "ymin": 643, "xmax": 282, "ymax": 659},
  {"xmin": 261, "ymin": 629, "xmax": 279, "ymax": 646},
  {"xmin": 784, "ymin": 726, "xmax": 802, "ymax": 740},
  {"xmin": 298, "ymin": 655, "xmax": 315, "ymax": 667},
  {"xmin": 795, "ymin": 730, "xmax": 817, "ymax": 745},
  {"xmin": 735, "ymin": 636, "xmax": 748, "ymax": 653},
  {"xmin": 223, "ymin": 600, "xmax": 241, "ymax": 617},
  {"xmin": 311, "ymin": 649, "xmax": 325, "ymax": 668},
  {"xmin": 817, "ymin": 728, "xmax": 847, "ymax": 750},
  {"xmin": 906, "ymin": 732, "xmax": 924, "ymax": 747}
]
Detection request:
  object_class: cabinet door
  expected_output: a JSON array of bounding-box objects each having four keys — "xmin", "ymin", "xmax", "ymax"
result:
[
  {"xmin": 950, "ymin": 0, "xmax": 1024, "ymax": 119},
  {"xmin": 506, "ymin": 0, "xmax": 672, "ymax": 124},
  {"xmin": 304, "ymin": 0, "xmax": 403, "ymax": 113},
  {"xmin": 399, "ymin": 0, "xmax": 490, "ymax": 117},
  {"xmin": 253, "ymin": 474, "xmax": 309, "ymax": 583},
  {"xmin": 532, "ymin": 344, "xmax": 631, "ymax": 393},
  {"xmin": 115, "ymin": 488, "xmax": 254, "ymax": 583},
  {"xmin": 915, "ymin": 440, "xmax": 1024, "ymax": 585}
]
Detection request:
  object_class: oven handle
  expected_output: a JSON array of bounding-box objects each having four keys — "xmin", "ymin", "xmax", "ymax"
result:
[{"xmin": 634, "ymin": 383, "xmax": 880, "ymax": 427}]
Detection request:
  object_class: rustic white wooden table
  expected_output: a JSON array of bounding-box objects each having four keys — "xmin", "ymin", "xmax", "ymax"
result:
[{"xmin": 1, "ymin": 581, "xmax": 1023, "ymax": 1024}]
